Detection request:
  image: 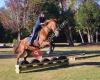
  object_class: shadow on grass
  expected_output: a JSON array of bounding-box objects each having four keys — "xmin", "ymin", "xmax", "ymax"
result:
[
  {"xmin": 43, "ymin": 50, "xmax": 100, "ymax": 58},
  {"xmin": 22, "ymin": 64, "xmax": 69, "ymax": 73},
  {"xmin": 0, "ymin": 50, "xmax": 100, "ymax": 59},
  {"xmin": 70, "ymin": 62, "xmax": 100, "ymax": 68},
  {"xmin": 76, "ymin": 54, "xmax": 100, "ymax": 60},
  {"xmin": 0, "ymin": 54, "xmax": 16, "ymax": 59},
  {"xmin": 53, "ymin": 50, "xmax": 100, "ymax": 55}
]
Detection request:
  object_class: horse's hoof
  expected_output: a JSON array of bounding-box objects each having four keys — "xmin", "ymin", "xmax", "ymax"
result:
[
  {"xmin": 19, "ymin": 60, "xmax": 29, "ymax": 65},
  {"xmin": 15, "ymin": 65, "xmax": 20, "ymax": 74},
  {"xmin": 46, "ymin": 51, "xmax": 50, "ymax": 54}
]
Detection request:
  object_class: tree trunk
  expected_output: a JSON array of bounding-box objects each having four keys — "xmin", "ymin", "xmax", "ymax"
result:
[
  {"xmin": 90, "ymin": 33, "xmax": 94, "ymax": 43},
  {"xmin": 78, "ymin": 30, "xmax": 84, "ymax": 43},
  {"xmin": 17, "ymin": 28, "xmax": 21, "ymax": 42},
  {"xmin": 96, "ymin": 31, "xmax": 98, "ymax": 43},
  {"xmin": 87, "ymin": 31, "xmax": 94, "ymax": 43},
  {"xmin": 64, "ymin": 27, "xmax": 74, "ymax": 46},
  {"xmin": 87, "ymin": 30, "xmax": 91, "ymax": 43}
]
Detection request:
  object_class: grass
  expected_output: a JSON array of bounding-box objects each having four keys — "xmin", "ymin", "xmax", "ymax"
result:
[
  {"xmin": 0, "ymin": 60, "xmax": 100, "ymax": 80},
  {"xmin": 0, "ymin": 53, "xmax": 100, "ymax": 80},
  {"xmin": 0, "ymin": 45, "xmax": 100, "ymax": 80}
]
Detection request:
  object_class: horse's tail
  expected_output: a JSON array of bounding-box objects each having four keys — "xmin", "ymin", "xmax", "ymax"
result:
[{"xmin": 13, "ymin": 41, "xmax": 21, "ymax": 54}]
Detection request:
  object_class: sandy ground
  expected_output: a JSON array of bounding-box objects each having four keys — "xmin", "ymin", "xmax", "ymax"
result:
[{"xmin": 0, "ymin": 44, "xmax": 100, "ymax": 51}]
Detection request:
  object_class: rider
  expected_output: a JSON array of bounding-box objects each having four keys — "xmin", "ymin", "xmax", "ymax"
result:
[{"xmin": 29, "ymin": 12, "xmax": 45, "ymax": 45}]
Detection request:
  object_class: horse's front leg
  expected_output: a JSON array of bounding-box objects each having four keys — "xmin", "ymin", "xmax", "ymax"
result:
[
  {"xmin": 40, "ymin": 41, "xmax": 53, "ymax": 54},
  {"xmin": 50, "ymin": 42, "xmax": 55, "ymax": 53},
  {"xmin": 46, "ymin": 42, "xmax": 55, "ymax": 54}
]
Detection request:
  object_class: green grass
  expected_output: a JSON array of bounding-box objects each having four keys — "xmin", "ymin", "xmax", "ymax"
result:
[
  {"xmin": 0, "ymin": 57, "xmax": 100, "ymax": 80},
  {"xmin": 0, "ymin": 47, "xmax": 100, "ymax": 80}
]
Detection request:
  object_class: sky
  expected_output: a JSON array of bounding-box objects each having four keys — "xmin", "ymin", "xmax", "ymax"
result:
[
  {"xmin": 0, "ymin": 0, "xmax": 100, "ymax": 8},
  {"xmin": 98, "ymin": 0, "xmax": 100, "ymax": 5},
  {"xmin": 0, "ymin": 0, "xmax": 5, "ymax": 8}
]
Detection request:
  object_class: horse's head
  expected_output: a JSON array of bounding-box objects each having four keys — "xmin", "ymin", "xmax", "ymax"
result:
[{"xmin": 45, "ymin": 19, "xmax": 59, "ymax": 37}]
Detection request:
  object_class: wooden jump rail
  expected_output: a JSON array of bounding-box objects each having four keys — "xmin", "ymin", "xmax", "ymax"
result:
[{"xmin": 15, "ymin": 54, "xmax": 69, "ymax": 73}]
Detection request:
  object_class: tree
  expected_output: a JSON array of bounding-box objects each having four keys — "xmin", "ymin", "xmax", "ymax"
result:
[
  {"xmin": 42, "ymin": 0, "xmax": 60, "ymax": 19},
  {"xmin": 57, "ymin": 0, "xmax": 76, "ymax": 46},
  {"xmin": 75, "ymin": 0, "xmax": 100, "ymax": 43},
  {"xmin": 0, "ymin": 0, "xmax": 43, "ymax": 42},
  {"xmin": 0, "ymin": 22, "xmax": 5, "ymax": 42},
  {"xmin": 0, "ymin": 21, "xmax": 17, "ymax": 43}
]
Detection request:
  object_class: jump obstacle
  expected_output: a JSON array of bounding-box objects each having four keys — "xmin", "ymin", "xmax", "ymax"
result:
[{"xmin": 15, "ymin": 50, "xmax": 70, "ymax": 74}]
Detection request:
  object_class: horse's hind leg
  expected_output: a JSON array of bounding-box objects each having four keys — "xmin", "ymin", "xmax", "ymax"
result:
[
  {"xmin": 16, "ymin": 45, "xmax": 25, "ymax": 65},
  {"xmin": 15, "ymin": 50, "xmax": 25, "ymax": 73},
  {"xmin": 16, "ymin": 52, "xmax": 24, "ymax": 65},
  {"xmin": 23, "ymin": 50, "xmax": 30, "ymax": 61}
]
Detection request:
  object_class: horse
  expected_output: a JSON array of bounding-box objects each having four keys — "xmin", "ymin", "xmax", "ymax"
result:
[{"xmin": 13, "ymin": 19, "xmax": 59, "ymax": 65}]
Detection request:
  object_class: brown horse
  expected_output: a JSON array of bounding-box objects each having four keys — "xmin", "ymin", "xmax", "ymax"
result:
[{"xmin": 14, "ymin": 19, "xmax": 59, "ymax": 64}]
